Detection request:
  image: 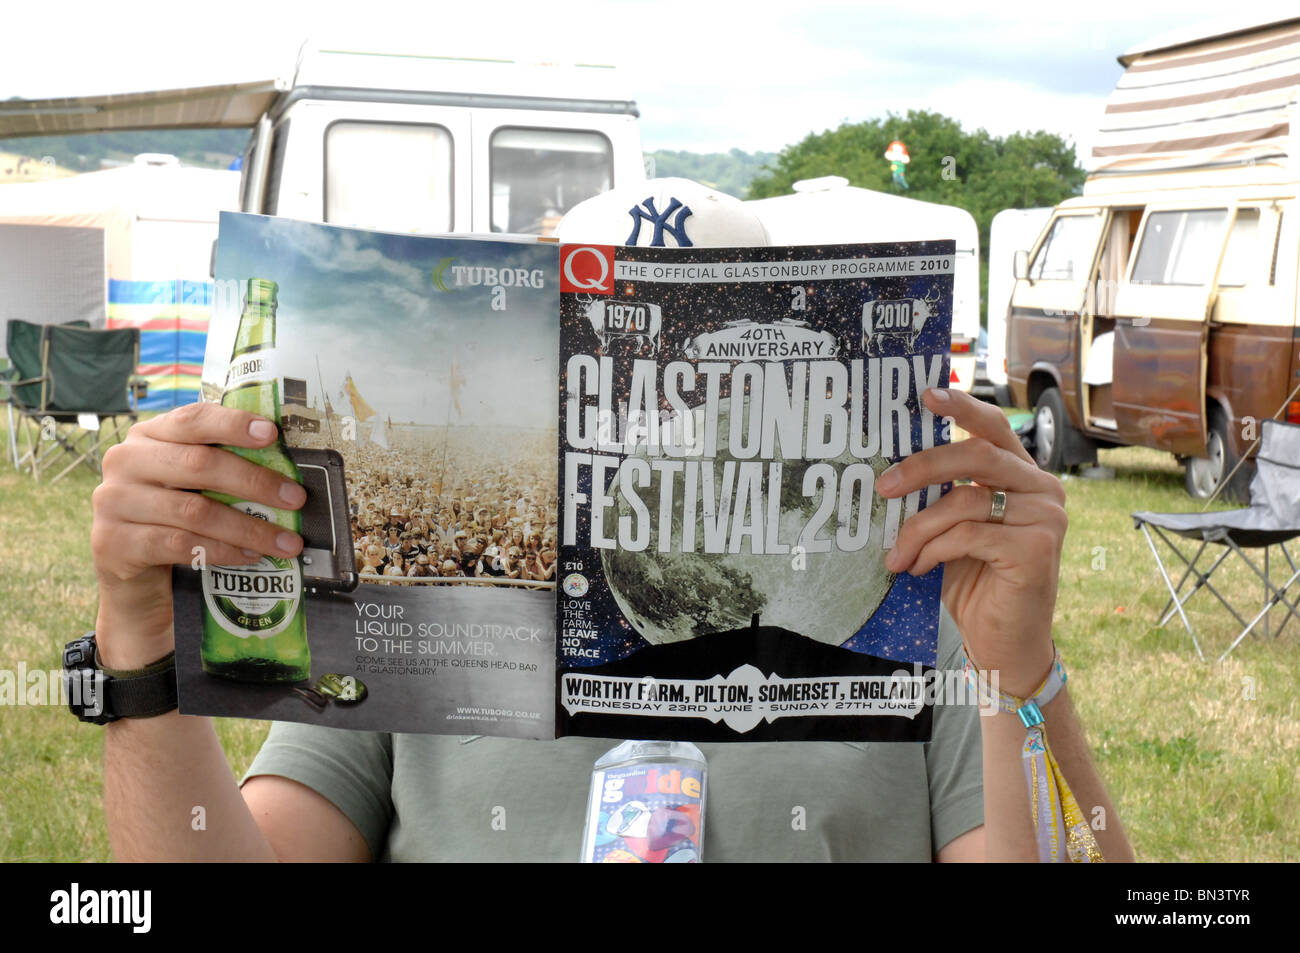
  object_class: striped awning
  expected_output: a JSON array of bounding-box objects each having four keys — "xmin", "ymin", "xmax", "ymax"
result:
[{"xmin": 1092, "ymin": 19, "xmax": 1300, "ymax": 177}]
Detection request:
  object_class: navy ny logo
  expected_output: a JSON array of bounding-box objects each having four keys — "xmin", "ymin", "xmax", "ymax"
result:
[{"xmin": 627, "ymin": 197, "xmax": 694, "ymax": 246}]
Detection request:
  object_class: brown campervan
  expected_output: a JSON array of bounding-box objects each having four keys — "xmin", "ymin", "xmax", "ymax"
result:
[{"xmin": 1005, "ymin": 16, "xmax": 1300, "ymax": 499}]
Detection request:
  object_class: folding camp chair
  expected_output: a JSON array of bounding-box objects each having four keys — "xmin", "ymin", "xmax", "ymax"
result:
[
  {"xmin": 4, "ymin": 319, "xmax": 92, "ymax": 468},
  {"xmin": 1133, "ymin": 419, "xmax": 1300, "ymax": 662},
  {"xmin": 4, "ymin": 319, "xmax": 140, "ymax": 483}
]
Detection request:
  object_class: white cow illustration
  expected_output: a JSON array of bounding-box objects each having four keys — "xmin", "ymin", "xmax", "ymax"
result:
[
  {"xmin": 580, "ymin": 297, "xmax": 663, "ymax": 356},
  {"xmin": 860, "ymin": 289, "xmax": 940, "ymax": 355}
]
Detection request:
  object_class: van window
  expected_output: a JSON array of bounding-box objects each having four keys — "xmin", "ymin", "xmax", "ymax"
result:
[
  {"xmin": 325, "ymin": 122, "xmax": 453, "ymax": 232},
  {"xmin": 490, "ymin": 127, "xmax": 612, "ymax": 235},
  {"xmin": 1029, "ymin": 215, "xmax": 1099, "ymax": 281},
  {"xmin": 1217, "ymin": 209, "xmax": 1260, "ymax": 287},
  {"xmin": 1130, "ymin": 209, "xmax": 1229, "ymax": 286}
]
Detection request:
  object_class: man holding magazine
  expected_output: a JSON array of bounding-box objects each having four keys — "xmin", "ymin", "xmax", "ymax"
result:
[{"xmin": 86, "ymin": 179, "xmax": 1133, "ymax": 862}]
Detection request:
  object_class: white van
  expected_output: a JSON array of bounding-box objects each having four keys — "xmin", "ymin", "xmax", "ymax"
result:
[
  {"xmin": 987, "ymin": 207, "xmax": 1052, "ymax": 405},
  {"xmin": 0, "ymin": 40, "xmax": 648, "ymax": 239}
]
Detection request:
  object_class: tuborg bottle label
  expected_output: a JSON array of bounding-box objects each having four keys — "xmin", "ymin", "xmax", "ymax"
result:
[
  {"xmin": 225, "ymin": 348, "xmax": 280, "ymax": 391},
  {"xmin": 202, "ymin": 504, "xmax": 302, "ymax": 639}
]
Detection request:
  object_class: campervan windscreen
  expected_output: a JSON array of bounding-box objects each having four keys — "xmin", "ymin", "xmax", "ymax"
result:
[
  {"xmin": 490, "ymin": 127, "xmax": 612, "ymax": 235},
  {"xmin": 1030, "ymin": 215, "xmax": 1099, "ymax": 281}
]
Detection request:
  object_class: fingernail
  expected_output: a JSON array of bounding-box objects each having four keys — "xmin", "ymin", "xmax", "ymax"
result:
[
  {"xmin": 242, "ymin": 548, "xmax": 261, "ymax": 559},
  {"xmin": 928, "ymin": 387, "xmax": 951, "ymax": 402},
  {"xmin": 884, "ymin": 548, "xmax": 899, "ymax": 572},
  {"xmin": 276, "ymin": 532, "xmax": 299, "ymax": 554},
  {"xmin": 878, "ymin": 463, "xmax": 901, "ymax": 494},
  {"xmin": 249, "ymin": 419, "xmax": 276, "ymax": 440},
  {"xmin": 280, "ymin": 481, "xmax": 306, "ymax": 506}
]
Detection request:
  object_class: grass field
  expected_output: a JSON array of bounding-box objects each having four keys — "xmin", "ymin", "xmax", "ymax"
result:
[
  {"xmin": 0, "ymin": 416, "xmax": 268, "ymax": 861},
  {"xmin": 1, "ymin": 413, "xmax": 1297, "ymax": 861}
]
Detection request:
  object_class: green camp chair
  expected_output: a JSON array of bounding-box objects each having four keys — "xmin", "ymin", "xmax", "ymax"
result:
[
  {"xmin": 5, "ymin": 319, "xmax": 85, "ymax": 469},
  {"xmin": 4, "ymin": 319, "xmax": 141, "ymax": 482}
]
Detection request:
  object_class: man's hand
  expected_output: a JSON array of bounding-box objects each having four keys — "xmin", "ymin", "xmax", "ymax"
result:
[
  {"xmin": 879, "ymin": 388, "xmax": 1065, "ymax": 696},
  {"xmin": 90, "ymin": 403, "xmax": 305, "ymax": 667}
]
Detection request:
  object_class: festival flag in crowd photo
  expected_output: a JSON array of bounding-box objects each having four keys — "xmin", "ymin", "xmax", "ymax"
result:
[
  {"xmin": 449, "ymin": 357, "xmax": 466, "ymax": 417},
  {"xmin": 343, "ymin": 371, "xmax": 376, "ymax": 421}
]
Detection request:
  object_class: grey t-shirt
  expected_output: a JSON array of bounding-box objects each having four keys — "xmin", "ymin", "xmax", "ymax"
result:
[{"xmin": 243, "ymin": 609, "xmax": 983, "ymax": 861}]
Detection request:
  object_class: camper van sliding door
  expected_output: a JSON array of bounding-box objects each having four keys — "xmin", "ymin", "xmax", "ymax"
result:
[{"xmin": 1110, "ymin": 205, "xmax": 1236, "ymax": 456}]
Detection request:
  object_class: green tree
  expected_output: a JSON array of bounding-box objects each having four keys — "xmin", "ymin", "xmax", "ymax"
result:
[{"xmin": 747, "ymin": 111, "xmax": 1085, "ymax": 320}]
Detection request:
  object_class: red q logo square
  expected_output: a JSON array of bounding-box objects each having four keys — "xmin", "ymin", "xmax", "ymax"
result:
[{"xmin": 560, "ymin": 244, "xmax": 615, "ymax": 295}]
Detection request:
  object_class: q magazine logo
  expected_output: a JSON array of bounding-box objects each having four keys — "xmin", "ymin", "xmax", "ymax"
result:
[
  {"xmin": 50, "ymin": 883, "xmax": 151, "ymax": 933},
  {"xmin": 561, "ymin": 245, "xmax": 615, "ymax": 295}
]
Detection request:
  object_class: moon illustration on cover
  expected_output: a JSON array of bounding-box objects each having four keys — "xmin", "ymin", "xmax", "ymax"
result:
[{"xmin": 603, "ymin": 397, "xmax": 896, "ymax": 645}]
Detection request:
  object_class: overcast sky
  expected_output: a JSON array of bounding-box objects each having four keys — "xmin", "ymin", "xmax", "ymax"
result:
[
  {"xmin": 208, "ymin": 214, "xmax": 556, "ymax": 428},
  {"xmin": 4, "ymin": 1, "xmax": 1298, "ymax": 167}
]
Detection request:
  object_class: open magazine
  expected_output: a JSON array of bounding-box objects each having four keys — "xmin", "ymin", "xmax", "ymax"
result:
[{"xmin": 173, "ymin": 212, "xmax": 952, "ymax": 743}]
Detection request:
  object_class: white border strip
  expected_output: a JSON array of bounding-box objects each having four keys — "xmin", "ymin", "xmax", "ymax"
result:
[{"xmin": 614, "ymin": 255, "xmax": 955, "ymax": 284}]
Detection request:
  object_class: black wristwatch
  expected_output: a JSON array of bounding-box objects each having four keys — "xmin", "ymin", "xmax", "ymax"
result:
[{"xmin": 62, "ymin": 632, "xmax": 178, "ymax": 725}]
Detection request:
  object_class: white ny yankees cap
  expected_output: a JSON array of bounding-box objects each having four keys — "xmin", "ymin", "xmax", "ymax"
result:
[{"xmin": 555, "ymin": 177, "xmax": 770, "ymax": 248}]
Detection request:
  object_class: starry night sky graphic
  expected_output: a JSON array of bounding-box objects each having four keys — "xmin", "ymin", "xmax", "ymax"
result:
[{"xmin": 558, "ymin": 241, "xmax": 954, "ymax": 670}]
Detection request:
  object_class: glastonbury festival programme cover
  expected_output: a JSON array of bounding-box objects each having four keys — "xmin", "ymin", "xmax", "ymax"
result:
[
  {"xmin": 174, "ymin": 212, "xmax": 559, "ymax": 739},
  {"xmin": 174, "ymin": 214, "xmax": 953, "ymax": 743},
  {"xmin": 555, "ymin": 239, "xmax": 955, "ymax": 742}
]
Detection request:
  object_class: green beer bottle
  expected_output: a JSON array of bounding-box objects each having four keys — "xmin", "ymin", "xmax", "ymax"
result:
[{"xmin": 201, "ymin": 278, "xmax": 311, "ymax": 683}]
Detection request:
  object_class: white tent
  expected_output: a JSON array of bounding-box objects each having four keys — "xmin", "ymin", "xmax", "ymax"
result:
[
  {"xmin": 0, "ymin": 156, "xmax": 239, "ymax": 407},
  {"xmin": 0, "ymin": 155, "xmax": 238, "ymax": 281}
]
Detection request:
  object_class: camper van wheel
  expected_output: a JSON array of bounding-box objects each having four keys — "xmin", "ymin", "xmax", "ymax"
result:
[
  {"xmin": 1033, "ymin": 387, "xmax": 1067, "ymax": 472},
  {"xmin": 1184, "ymin": 410, "xmax": 1237, "ymax": 501}
]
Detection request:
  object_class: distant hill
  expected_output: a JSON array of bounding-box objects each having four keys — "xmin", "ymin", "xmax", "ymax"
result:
[
  {"xmin": 647, "ymin": 148, "xmax": 779, "ymax": 199},
  {"xmin": 0, "ymin": 151, "xmax": 79, "ymax": 183},
  {"xmin": 2, "ymin": 131, "xmax": 776, "ymax": 201},
  {"xmin": 0, "ymin": 129, "xmax": 248, "ymax": 173}
]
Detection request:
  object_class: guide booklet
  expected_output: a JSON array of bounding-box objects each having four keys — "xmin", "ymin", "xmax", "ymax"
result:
[{"xmin": 173, "ymin": 212, "xmax": 953, "ymax": 743}]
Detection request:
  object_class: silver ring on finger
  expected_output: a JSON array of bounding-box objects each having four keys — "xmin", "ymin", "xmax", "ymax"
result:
[{"xmin": 988, "ymin": 489, "xmax": 1008, "ymax": 524}]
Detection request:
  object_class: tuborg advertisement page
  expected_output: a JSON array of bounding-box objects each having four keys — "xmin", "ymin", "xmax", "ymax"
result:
[
  {"xmin": 174, "ymin": 212, "xmax": 953, "ymax": 743},
  {"xmin": 174, "ymin": 212, "xmax": 558, "ymax": 738}
]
